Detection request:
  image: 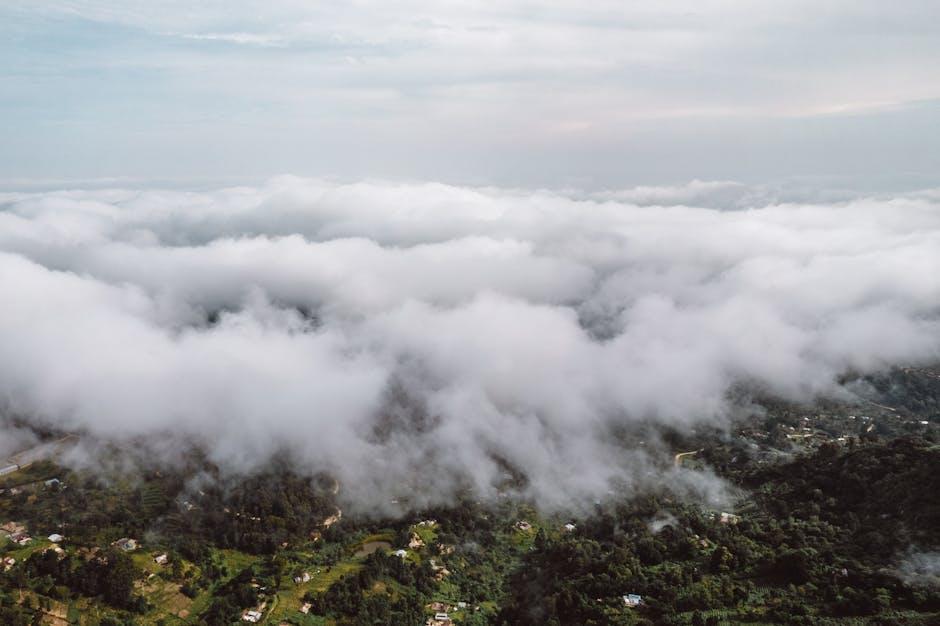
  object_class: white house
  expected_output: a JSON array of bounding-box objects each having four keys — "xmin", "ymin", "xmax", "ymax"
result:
[
  {"xmin": 623, "ymin": 594, "xmax": 642, "ymax": 607},
  {"xmin": 48, "ymin": 533, "xmax": 64, "ymax": 543}
]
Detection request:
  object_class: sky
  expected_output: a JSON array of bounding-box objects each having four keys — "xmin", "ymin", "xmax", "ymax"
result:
[{"xmin": 2, "ymin": 1, "xmax": 939, "ymax": 189}]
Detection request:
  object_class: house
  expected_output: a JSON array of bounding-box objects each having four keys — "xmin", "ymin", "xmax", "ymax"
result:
[
  {"xmin": 563, "ymin": 523, "xmax": 576, "ymax": 532},
  {"xmin": 623, "ymin": 594, "xmax": 642, "ymax": 607},
  {"xmin": 48, "ymin": 533, "xmax": 64, "ymax": 543},
  {"xmin": 719, "ymin": 512, "xmax": 740, "ymax": 525},
  {"xmin": 113, "ymin": 538, "xmax": 138, "ymax": 551},
  {"xmin": 242, "ymin": 610, "xmax": 263, "ymax": 623},
  {"xmin": 11, "ymin": 533, "xmax": 32, "ymax": 546},
  {"xmin": 433, "ymin": 566, "xmax": 451, "ymax": 581},
  {"xmin": 514, "ymin": 520, "xmax": 532, "ymax": 531},
  {"xmin": 409, "ymin": 532, "xmax": 425, "ymax": 549},
  {"xmin": 299, "ymin": 602, "xmax": 312, "ymax": 614},
  {"xmin": 322, "ymin": 509, "xmax": 342, "ymax": 528},
  {"xmin": 394, "ymin": 549, "xmax": 408, "ymax": 558},
  {"xmin": 44, "ymin": 478, "xmax": 61, "ymax": 488},
  {"xmin": 293, "ymin": 572, "xmax": 311, "ymax": 583},
  {"xmin": 154, "ymin": 553, "xmax": 169, "ymax": 565},
  {"xmin": 0, "ymin": 464, "xmax": 19, "ymax": 476},
  {"xmin": 434, "ymin": 614, "xmax": 451, "ymax": 622}
]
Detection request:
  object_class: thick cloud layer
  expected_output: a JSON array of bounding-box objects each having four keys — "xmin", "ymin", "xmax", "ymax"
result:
[{"xmin": 1, "ymin": 177, "xmax": 939, "ymax": 511}]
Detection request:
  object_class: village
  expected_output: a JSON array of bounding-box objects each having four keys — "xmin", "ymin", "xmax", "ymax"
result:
[{"xmin": 1, "ymin": 367, "xmax": 937, "ymax": 625}]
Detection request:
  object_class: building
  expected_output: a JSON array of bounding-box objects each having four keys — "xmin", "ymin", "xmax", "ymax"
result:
[
  {"xmin": 48, "ymin": 533, "xmax": 64, "ymax": 543},
  {"xmin": 623, "ymin": 594, "xmax": 642, "ymax": 607},
  {"xmin": 394, "ymin": 549, "xmax": 408, "ymax": 558},
  {"xmin": 154, "ymin": 553, "xmax": 169, "ymax": 565},
  {"xmin": 113, "ymin": 538, "xmax": 138, "ymax": 551},
  {"xmin": 293, "ymin": 572, "xmax": 311, "ymax": 583},
  {"xmin": 242, "ymin": 610, "xmax": 263, "ymax": 623},
  {"xmin": 299, "ymin": 602, "xmax": 312, "ymax": 614},
  {"xmin": 563, "ymin": 523, "xmax": 576, "ymax": 532},
  {"xmin": 0, "ymin": 464, "xmax": 18, "ymax": 476}
]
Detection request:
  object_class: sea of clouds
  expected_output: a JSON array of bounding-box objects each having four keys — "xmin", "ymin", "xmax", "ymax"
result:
[{"xmin": 1, "ymin": 177, "xmax": 939, "ymax": 512}]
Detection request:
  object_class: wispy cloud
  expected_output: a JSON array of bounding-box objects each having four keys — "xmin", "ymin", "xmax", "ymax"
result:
[
  {"xmin": 175, "ymin": 31, "xmax": 288, "ymax": 48},
  {"xmin": 1, "ymin": 2, "xmax": 938, "ymax": 183}
]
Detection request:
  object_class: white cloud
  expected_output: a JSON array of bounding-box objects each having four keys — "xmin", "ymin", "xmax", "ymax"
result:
[{"xmin": 1, "ymin": 178, "xmax": 939, "ymax": 511}]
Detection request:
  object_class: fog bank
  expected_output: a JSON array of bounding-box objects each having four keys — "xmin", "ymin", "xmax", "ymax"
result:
[{"xmin": 1, "ymin": 178, "xmax": 939, "ymax": 511}]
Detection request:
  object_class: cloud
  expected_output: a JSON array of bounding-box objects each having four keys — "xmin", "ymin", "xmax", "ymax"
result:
[
  {"xmin": 1, "ymin": 177, "xmax": 940, "ymax": 512},
  {"xmin": 896, "ymin": 550, "xmax": 940, "ymax": 587}
]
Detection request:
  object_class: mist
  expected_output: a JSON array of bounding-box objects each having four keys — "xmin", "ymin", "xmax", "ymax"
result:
[{"xmin": 2, "ymin": 177, "xmax": 939, "ymax": 512}]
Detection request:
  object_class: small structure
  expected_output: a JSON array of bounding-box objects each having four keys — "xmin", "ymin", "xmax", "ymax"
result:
[
  {"xmin": 719, "ymin": 512, "xmax": 740, "ymax": 525},
  {"xmin": 293, "ymin": 572, "xmax": 311, "ymax": 583},
  {"xmin": 114, "ymin": 538, "xmax": 138, "ymax": 551},
  {"xmin": 623, "ymin": 594, "xmax": 642, "ymax": 607},
  {"xmin": 299, "ymin": 602, "xmax": 312, "ymax": 614},
  {"xmin": 429, "ymin": 559, "xmax": 451, "ymax": 580},
  {"xmin": 434, "ymin": 614, "xmax": 451, "ymax": 622},
  {"xmin": 45, "ymin": 544, "xmax": 65, "ymax": 556},
  {"xmin": 563, "ymin": 523, "xmax": 576, "ymax": 532},
  {"xmin": 514, "ymin": 520, "xmax": 532, "ymax": 531},
  {"xmin": 394, "ymin": 549, "xmax": 408, "ymax": 558},
  {"xmin": 2, "ymin": 557, "xmax": 15, "ymax": 571},
  {"xmin": 322, "ymin": 509, "xmax": 342, "ymax": 528},
  {"xmin": 44, "ymin": 478, "xmax": 62, "ymax": 488},
  {"xmin": 48, "ymin": 533, "xmax": 64, "ymax": 543},
  {"xmin": 11, "ymin": 533, "xmax": 32, "ymax": 546},
  {"xmin": 154, "ymin": 553, "xmax": 169, "ymax": 565},
  {"xmin": 409, "ymin": 532, "xmax": 425, "ymax": 549},
  {"xmin": 0, "ymin": 464, "xmax": 18, "ymax": 476},
  {"xmin": 242, "ymin": 610, "xmax": 263, "ymax": 623}
]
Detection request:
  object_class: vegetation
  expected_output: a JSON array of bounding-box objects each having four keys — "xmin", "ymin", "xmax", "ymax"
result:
[{"xmin": 2, "ymin": 367, "xmax": 940, "ymax": 624}]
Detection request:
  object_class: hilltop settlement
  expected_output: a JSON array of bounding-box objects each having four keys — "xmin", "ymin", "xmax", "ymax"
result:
[{"xmin": 1, "ymin": 366, "xmax": 940, "ymax": 625}]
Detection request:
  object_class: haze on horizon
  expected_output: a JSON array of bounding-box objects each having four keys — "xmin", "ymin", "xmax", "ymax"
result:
[{"xmin": 2, "ymin": 0, "xmax": 940, "ymax": 190}]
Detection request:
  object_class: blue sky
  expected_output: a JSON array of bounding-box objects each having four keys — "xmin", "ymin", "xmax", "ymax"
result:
[{"xmin": 2, "ymin": 1, "xmax": 939, "ymax": 189}]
